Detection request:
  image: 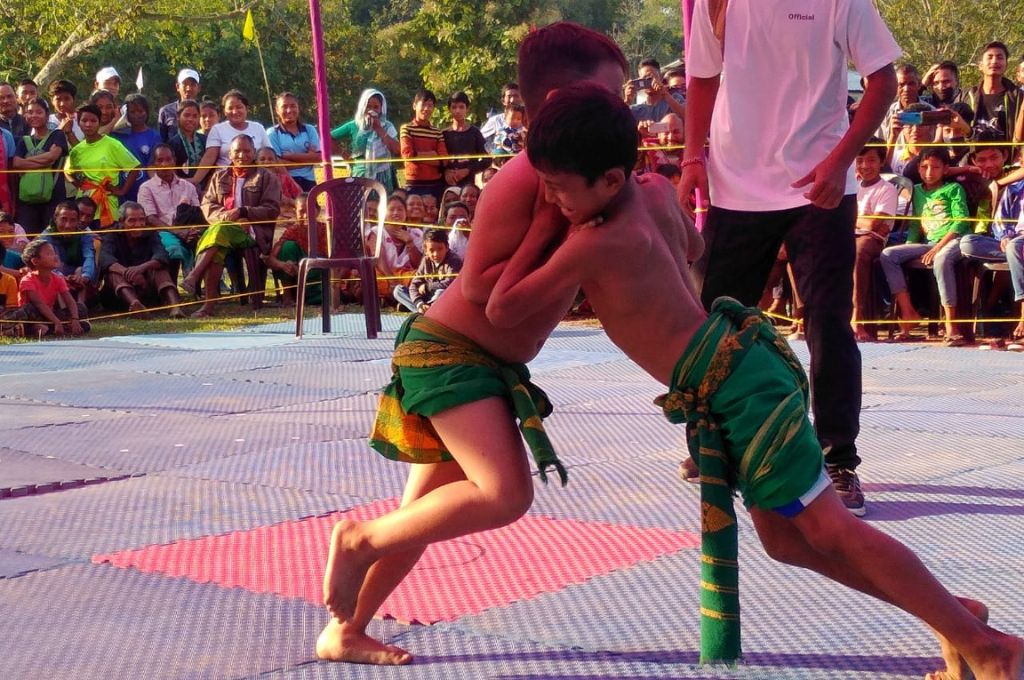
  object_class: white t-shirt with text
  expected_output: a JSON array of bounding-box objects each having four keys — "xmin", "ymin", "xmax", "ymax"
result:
[
  {"xmin": 688, "ymin": 0, "xmax": 902, "ymax": 211},
  {"xmin": 206, "ymin": 121, "xmax": 271, "ymax": 167}
]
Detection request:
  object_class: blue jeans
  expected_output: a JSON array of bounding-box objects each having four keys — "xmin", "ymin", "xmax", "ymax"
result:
[
  {"xmin": 964, "ymin": 233, "xmax": 1024, "ymax": 301},
  {"xmin": 394, "ymin": 285, "xmax": 444, "ymax": 313},
  {"xmin": 879, "ymin": 239, "xmax": 963, "ymax": 306}
]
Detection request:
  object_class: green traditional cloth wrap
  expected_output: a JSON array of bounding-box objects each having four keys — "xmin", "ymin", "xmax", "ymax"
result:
[
  {"xmin": 369, "ymin": 314, "xmax": 567, "ymax": 485},
  {"xmin": 195, "ymin": 222, "xmax": 256, "ymax": 265},
  {"xmin": 658, "ymin": 297, "xmax": 823, "ymax": 664}
]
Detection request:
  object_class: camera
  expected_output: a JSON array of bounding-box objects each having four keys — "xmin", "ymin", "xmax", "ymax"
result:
[
  {"xmin": 647, "ymin": 121, "xmax": 671, "ymax": 134},
  {"xmin": 630, "ymin": 77, "xmax": 654, "ymax": 90},
  {"xmin": 896, "ymin": 109, "xmax": 952, "ymax": 126}
]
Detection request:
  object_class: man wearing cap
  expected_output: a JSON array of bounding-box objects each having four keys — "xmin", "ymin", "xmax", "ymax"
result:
[
  {"xmin": 94, "ymin": 67, "xmax": 121, "ymax": 99},
  {"xmin": 159, "ymin": 69, "xmax": 201, "ymax": 142}
]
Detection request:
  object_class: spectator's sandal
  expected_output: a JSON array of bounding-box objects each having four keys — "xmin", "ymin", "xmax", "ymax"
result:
[{"xmin": 942, "ymin": 335, "xmax": 967, "ymax": 348}]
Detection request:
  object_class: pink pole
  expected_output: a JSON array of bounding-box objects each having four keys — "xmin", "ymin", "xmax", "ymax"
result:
[
  {"xmin": 308, "ymin": 0, "xmax": 333, "ymax": 182},
  {"xmin": 681, "ymin": 0, "xmax": 705, "ymax": 230}
]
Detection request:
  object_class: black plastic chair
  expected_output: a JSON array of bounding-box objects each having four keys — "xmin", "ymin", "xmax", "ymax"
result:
[{"xmin": 295, "ymin": 177, "xmax": 387, "ymax": 339}]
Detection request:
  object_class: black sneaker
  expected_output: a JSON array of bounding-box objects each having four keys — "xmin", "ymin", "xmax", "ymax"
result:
[{"xmin": 826, "ymin": 465, "xmax": 866, "ymax": 517}]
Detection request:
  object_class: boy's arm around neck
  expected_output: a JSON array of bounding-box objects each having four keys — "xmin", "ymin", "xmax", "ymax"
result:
[
  {"xmin": 459, "ymin": 154, "xmax": 562, "ymax": 304},
  {"xmin": 485, "ymin": 218, "xmax": 604, "ymax": 330}
]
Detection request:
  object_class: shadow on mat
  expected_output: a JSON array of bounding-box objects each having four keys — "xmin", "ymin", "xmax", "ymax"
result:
[
  {"xmin": 414, "ymin": 649, "xmax": 937, "ymax": 675},
  {"xmin": 864, "ymin": 482, "xmax": 1024, "ymax": 501},
  {"xmin": 863, "ymin": 500, "xmax": 1024, "ymax": 522}
]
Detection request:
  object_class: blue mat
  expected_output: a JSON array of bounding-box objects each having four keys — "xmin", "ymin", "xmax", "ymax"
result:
[
  {"xmin": 0, "ymin": 548, "xmax": 69, "ymax": 579},
  {"xmin": 161, "ymin": 439, "xmax": 408, "ymax": 501},
  {"xmin": 0, "ymin": 476, "xmax": 360, "ymax": 558},
  {"xmin": 231, "ymin": 393, "xmax": 381, "ymax": 430},
  {"xmin": 0, "ymin": 343, "xmax": 171, "ymax": 375},
  {"xmin": 1, "ymin": 413, "xmax": 357, "ymax": 474},
  {"xmin": 0, "ymin": 368, "xmax": 341, "ymax": 415},
  {"xmin": 212, "ymin": 360, "xmax": 391, "ymax": 393},
  {"xmin": 0, "ymin": 448, "xmax": 122, "ymax": 492},
  {"xmin": 99, "ymin": 331, "xmax": 302, "ymax": 350},
  {"xmin": 0, "ymin": 402, "xmax": 131, "ymax": 431},
  {"xmin": 0, "ymin": 562, "xmax": 410, "ymax": 680}
]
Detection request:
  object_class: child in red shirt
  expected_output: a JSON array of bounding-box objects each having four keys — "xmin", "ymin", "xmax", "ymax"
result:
[{"xmin": 3, "ymin": 239, "xmax": 90, "ymax": 337}]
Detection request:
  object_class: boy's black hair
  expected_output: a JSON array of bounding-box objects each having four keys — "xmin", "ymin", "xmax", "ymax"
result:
[
  {"xmin": 445, "ymin": 201, "xmax": 469, "ymax": 218},
  {"xmin": 857, "ymin": 137, "xmax": 887, "ymax": 161},
  {"xmin": 178, "ymin": 99, "xmax": 200, "ymax": 115},
  {"xmin": 526, "ymin": 82, "xmax": 638, "ymax": 186},
  {"xmin": 75, "ymin": 103, "xmax": 102, "ymax": 121},
  {"xmin": 505, "ymin": 103, "xmax": 526, "ymax": 116},
  {"xmin": 639, "ymin": 57, "xmax": 660, "ymax": 71},
  {"xmin": 517, "ymin": 22, "xmax": 628, "ymax": 119},
  {"xmin": 152, "ymin": 142, "xmax": 175, "ymax": 159},
  {"xmin": 18, "ymin": 78, "xmax": 38, "ymax": 89},
  {"xmin": 655, "ymin": 163, "xmax": 681, "ymax": 180},
  {"xmin": 502, "ymin": 82, "xmax": 519, "ymax": 95},
  {"xmin": 48, "ymin": 79, "xmax": 77, "ymax": 98},
  {"xmin": 123, "ymin": 93, "xmax": 150, "ymax": 115},
  {"xmin": 76, "ymin": 196, "xmax": 97, "ymax": 211},
  {"xmin": 971, "ymin": 128, "xmax": 1009, "ymax": 158},
  {"xmin": 21, "ymin": 239, "xmax": 52, "ymax": 268},
  {"xmin": 919, "ymin": 147, "xmax": 951, "ymax": 166},
  {"xmin": 413, "ymin": 89, "xmax": 436, "ymax": 106},
  {"xmin": 447, "ymin": 91, "xmax": 470, "ymax": 108},
  {"xmin": 200, "ymin": 99, "xmax": 219, "ymax": 112},
  {"xmin": 0, "ymin": 211, "xmax": 13, "ymax": 224},
  {"xmin": 423, "ymin": 228, "xmax": 450, "ymax": 246},
  {"xmin": 982, "ymin": 41, "xmax": 1010, "ymax": 60}
]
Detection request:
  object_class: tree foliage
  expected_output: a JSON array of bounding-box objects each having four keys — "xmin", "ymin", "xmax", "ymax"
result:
[{"xmin": 876, "ymin": 0, "xmax": 1024, "ymax": 81}]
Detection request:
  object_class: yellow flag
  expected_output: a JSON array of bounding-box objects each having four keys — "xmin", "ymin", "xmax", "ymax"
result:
[{"xmin": 242, "ymin": 9, "xmax": 256, "ymax": 41}]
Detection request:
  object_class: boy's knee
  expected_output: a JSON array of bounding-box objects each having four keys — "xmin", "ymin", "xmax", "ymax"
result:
[{"xmin": 491, "ymin": 481, "xmax": 534, "ymax": 524}]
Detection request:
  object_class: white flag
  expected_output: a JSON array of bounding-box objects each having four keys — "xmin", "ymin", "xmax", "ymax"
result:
[{"xmin": 135, "ymin": 67, "xmax": 144, "ymax": 92}]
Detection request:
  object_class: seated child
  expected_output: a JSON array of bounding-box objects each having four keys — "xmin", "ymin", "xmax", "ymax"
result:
[
  {"xmin": 852, "ymin": 140, "xmax": 898, "ymax": 342},
  {"xmin": 3, "ymin": 239, "xmax": 90, "ymax": 337},
  {"xmin": 879, "ymin": 147, "xmax": 970, "ymax": 344},
  {"xmin": 264, "ymin": 193, "xmax": 333, "ymax": 306},
  {"xmin": 491, "ymin": 103, "xmax": 527, "ymax": 158},
  {"xmin": 0, "ymin": 211, "xmax": 30, "ymax": 271},
  {"xmin": 393, "ymin": 228, "xmax": 462, "ymax": 312},
  {"xmin": 484, "ymin": 82, "xmax": 1022, "ymax": 677}
]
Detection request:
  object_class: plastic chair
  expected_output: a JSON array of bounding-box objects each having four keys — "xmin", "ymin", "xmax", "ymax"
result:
[{"xmin": 295, "ymin": 177, "xmax": 387, "ymax": 339}]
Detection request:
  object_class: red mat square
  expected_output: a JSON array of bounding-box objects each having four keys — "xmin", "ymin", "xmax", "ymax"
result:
[{"xmin": 93, "ymin": 500, "xmax": 698, "ymax": 623}]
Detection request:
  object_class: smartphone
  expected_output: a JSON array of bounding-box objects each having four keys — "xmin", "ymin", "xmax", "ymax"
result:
[
  {"xmin": 896, "ymin": 109, "xmax": 953, "ymax": 126},
  {"xmin": 647, "ymin": 121, "xmax": 671, "ymax": 134},
  {"xmin": 630, "ymin": 77, "xmax": 654, "ymax": 90}
]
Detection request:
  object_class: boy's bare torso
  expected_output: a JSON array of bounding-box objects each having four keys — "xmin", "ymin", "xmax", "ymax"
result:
[
  {"xmin": 427, "ymin": 154, "xmax": 579, "ymax": 363},
  {"xmin": 573, "ymin": 175, "xmax": 708, "ymax": 384}
]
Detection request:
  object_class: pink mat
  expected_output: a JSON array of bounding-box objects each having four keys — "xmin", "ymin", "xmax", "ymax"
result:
[{"xmin": 94, "ymin": 499, "xmax": 699, "ymax": 623}]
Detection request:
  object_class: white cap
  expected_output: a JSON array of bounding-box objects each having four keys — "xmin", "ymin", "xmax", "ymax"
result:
[
  {"xmin": 95, "ymin": 66, "xmax": 120, "ymax": 83},
  {"xmin": 177, "ymin": 69, "xmax": 200, "ymax": 85}
]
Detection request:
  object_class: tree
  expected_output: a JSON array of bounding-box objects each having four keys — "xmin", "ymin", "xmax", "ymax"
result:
[
  {"xmin": 876, "ymin": 0, "xmax": 1024, "ymax": 80},
  {"xmin": 611, "ymin": 0, "xmax": 682, "ymax": 71}
]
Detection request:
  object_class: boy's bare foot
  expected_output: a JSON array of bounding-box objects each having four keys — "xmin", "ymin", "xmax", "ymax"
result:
[
  {"xmin": 964, "ymin": 632, "xmax": 1024, "ymax": 680},
  {"xmin": 928, "ymin": 598, "xmax": 988, "ymax": 680},
  {"xmin": 315, "ymin": 618, "xmax": 412, "ymax": 665},
  {"xmin": 854, "ymin": 326, "xmax": 873, "ymax": 343},
  {"xmin": 323, "ymin": 519, "xmax": 374, "ymax": 622}
]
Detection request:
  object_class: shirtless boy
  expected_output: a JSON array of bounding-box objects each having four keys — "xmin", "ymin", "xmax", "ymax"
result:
[
  {"xmin": 316, "ymin": 23, "xmax": 630, "ymax": 665},
  {"xmin": 484, "ymin": 81, "xmax": 1023, "ymax": 679}
]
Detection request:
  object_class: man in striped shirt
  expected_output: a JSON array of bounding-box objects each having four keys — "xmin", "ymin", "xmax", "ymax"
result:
[{"xmin": 400, "ymin": 89, "xmax": 448, "ymax": 200}]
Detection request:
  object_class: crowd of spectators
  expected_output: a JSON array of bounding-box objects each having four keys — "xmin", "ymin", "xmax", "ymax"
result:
[
  {"xmin": 768, "ymin": 42, "xmax": 1024, "ymax": 350},
  {"xmin": 5, "ymin": 44, "xmax": 1022, "ymax": 346},
  {"xmin": 0, "ymin": 66, "xmax": 551, "ymax": 336}
]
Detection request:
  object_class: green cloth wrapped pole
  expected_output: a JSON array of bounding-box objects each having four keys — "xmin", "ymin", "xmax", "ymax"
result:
[{"xmin": 659, "ymin": 297, "xmax": 810, "ymax": 664}]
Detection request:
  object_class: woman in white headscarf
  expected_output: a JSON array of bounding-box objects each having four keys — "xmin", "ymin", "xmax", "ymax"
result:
[{"xmin": 330, "ymin": 89, "xmax": 400, "ymax": 191}]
